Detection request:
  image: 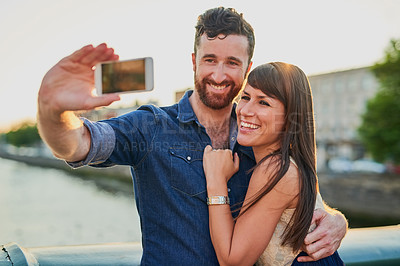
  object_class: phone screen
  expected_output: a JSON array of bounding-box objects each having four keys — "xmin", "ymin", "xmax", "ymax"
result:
[{"xmin": 101, "ymin": 59, "xmax": 147, "ymax": 93}]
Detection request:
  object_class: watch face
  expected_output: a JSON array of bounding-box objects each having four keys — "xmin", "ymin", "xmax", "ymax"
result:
[{"xmin": 207, "ymin": 196, "xmax": 230, "ymax": 205}]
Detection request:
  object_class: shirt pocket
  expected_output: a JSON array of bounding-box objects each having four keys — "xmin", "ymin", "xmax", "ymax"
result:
[{"xmin": 169, "ymin": 147, "xmax": 206, "ymax": 198}]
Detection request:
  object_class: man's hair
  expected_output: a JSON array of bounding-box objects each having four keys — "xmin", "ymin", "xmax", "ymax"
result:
[{"xmin": 194, "ymin": 7, "xmax": 255, "ymax": 64}]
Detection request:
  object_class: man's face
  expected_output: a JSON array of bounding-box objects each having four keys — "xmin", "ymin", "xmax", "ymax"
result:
[{"xmin": 192, "ymin": 34, "xmax": 251, "ymax": 110}]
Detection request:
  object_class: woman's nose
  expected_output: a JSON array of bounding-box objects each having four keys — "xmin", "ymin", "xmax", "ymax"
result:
[{"xmin": 239, "ymin": 101, "xmax": 254, "ymax": 117}]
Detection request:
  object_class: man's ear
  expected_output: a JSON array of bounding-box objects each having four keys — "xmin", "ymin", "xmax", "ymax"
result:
[
  {"xmin": 243, "ymin": 61, "xmax": 253, "ymax": 80},
  {"xmin": 246, "ymin": 61, "xmax": 253, "ymax": 74},
  {"xmin": 192, "ymin": 53, "xmax": 196, "ymax": 72}
]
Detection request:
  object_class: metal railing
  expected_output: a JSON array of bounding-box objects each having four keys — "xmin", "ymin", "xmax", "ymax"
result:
[{"xmin": 1, "ymin": 225, "xmax": 399, "ymax": 265}]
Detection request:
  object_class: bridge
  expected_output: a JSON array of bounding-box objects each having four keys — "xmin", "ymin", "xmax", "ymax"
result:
[{"xmin": 1, "ymin": 225, "xmax": 399, "ymax": 265}]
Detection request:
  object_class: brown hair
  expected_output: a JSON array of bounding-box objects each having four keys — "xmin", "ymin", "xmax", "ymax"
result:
[
  {"xmin": 194, "ymin": 7, "xmax": 255, "ymax": 65},
  {"xmin": 237, "ymin": 62, "xmax": 318, "ymax": 252}
]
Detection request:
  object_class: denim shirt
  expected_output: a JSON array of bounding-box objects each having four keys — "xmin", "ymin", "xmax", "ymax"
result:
[{"xmin": 69, "ymin": 90, "xmax": 255, "ymax": 265}]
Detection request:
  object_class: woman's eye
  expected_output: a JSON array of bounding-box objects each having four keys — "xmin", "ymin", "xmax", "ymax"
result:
[
  {"xmin": 241, "ymin": 95, "xmax": 250, "ymax": 101},
  {"xmin": 260, "ymin": 100, "xmax": 270, "ymax": 106}
]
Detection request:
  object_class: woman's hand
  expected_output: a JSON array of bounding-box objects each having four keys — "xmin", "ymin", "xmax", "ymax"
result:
[{"xmin": 203, "ymin": 145, "xmax": 239, "ymax": 188}]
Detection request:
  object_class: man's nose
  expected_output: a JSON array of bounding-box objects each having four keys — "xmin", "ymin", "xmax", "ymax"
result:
[{"xmin": 211, "ymin": 63, "xmax": 227, "ymax": 84}]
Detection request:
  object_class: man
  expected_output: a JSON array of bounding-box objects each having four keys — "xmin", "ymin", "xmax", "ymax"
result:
[{"xmin": 37, "ymin": 7, "xmax": 347, "ymax": 265}]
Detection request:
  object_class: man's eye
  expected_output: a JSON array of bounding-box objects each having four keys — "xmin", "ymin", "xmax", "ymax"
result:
[
  {"xmin": 228, "ymin": 61, "xmax": 239, "ymax": 66},
  {"xmin": 205, "ymin": 59, "xmax": 215, "ymax": 63}
]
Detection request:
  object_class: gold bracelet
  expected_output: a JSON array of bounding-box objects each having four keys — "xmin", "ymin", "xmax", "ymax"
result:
[{"xmin": 207, "ymin": 196, "xmax": 230, "ymax": 205}]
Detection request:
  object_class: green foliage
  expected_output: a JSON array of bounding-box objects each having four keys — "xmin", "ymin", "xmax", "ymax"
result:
[
  {"xmin": 358, "ymin": 39, "xmax": 400, "ymax": 163},
  {"xmin": 5, "ymin": 122, "xmax": 42, "ymax": 147},
  {"xmin": 371, "ymin": 39, "xmax": 400, "ymax": 89}
]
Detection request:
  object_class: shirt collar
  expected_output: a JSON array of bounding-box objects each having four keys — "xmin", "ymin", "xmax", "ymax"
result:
[
  {"xmin": 177, "ymin": 90, "xmax": 198, "ymax": 124},
  {"xmin": 177, "ymin": 90, "xmax": 254, "ymax": 160},
  {"xmin": 177, "ymin": 90, "xmax": 238, "ymax": 124}
]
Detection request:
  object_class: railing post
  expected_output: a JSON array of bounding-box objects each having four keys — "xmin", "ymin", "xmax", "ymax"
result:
[{"xmin": 1, "ymin": 242, "xmax": 39, "ymax": 266}]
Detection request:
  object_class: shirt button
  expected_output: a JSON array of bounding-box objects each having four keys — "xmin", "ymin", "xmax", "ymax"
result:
[
  {"xmin": 227, "ymin": 188, "xmax": 231, "ymax": 193},
  {"xmin": 187, "ymin": 156, "xmax": 191, "ymax": 161}
]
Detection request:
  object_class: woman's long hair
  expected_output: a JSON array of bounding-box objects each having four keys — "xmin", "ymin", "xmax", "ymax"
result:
[{"xmin": 236, "ymin": 62, "xmax": 318, "ymax": 252}]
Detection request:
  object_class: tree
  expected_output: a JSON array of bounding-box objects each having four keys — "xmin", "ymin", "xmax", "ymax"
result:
[
  {"xmin": 5, "ymin": 122, "xmax": 42, "ymax": 147},
  {"xmin": 358, "ymin": 39, "xmax": 400, "ymax": 163}
]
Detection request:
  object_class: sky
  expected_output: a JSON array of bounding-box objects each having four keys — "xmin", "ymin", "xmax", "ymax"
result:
[{"xmin": 0, "ymin": 0, "xmax": 399, "ymax": 132}]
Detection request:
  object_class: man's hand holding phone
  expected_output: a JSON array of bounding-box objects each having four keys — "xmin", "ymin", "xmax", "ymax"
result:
[
  {"xmin": 37, "ymin": 43, "xmax": 154, "ymax": 161},
  {"xmin": 38, "ymin": 43, "xmax": 121, "ymax": 115},
  {"xmin": 37, "ymin": 43, "xmax": 123, "ymax": 162}
]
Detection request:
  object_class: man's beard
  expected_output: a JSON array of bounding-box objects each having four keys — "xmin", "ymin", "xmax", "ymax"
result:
[{"xmin": 194, "ymin": 76, "xmax": 242, "ymax": 110}]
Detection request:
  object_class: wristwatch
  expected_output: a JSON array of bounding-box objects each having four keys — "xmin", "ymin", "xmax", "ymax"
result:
[{"xmin": 207, "ymin": 196, "xmax": 230, "ymax": 205}]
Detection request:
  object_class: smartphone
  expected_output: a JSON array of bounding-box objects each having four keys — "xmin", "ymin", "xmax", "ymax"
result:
[{"xmin": 95, "ymin": 57, "xmax": 154, "ymax": 95}]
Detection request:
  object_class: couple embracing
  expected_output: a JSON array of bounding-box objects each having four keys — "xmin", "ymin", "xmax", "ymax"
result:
[{"xmin": 38, "ymin": 7, "xmax": 346, "ymax": 265}]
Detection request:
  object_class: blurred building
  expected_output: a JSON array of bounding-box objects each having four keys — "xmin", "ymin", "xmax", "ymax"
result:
[
  {"xmin": 175, "ymin": 88, "xmax": 191, "ymax": 102},
  {"xmin": 309, "ymin": 67, "xmax": 379, "ymax": 171},
  {"xmin": 79, "ymin": 99, "xmax": 159, "ymax": 121}
]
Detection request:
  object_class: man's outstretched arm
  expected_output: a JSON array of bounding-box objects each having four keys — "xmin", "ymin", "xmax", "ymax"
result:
[{"xmin": 37, "ymin": 43, "xmax": 120, "ymax": 162}]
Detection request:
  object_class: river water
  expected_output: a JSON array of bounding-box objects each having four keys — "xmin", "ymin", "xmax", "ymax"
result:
[
  {"xmin": 0, "ymin": 157, "xmax": 141, "ymax": 248},
  {"xmin": 1, "ymin": 155, "xmax": 398, "ymax": 249}
]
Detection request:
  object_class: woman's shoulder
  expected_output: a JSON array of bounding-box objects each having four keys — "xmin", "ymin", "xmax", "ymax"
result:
[
  {"xmin": 243, "ymin": 156, "xmax": 298, "ymax": 211},
  {"xmin": 256, "ymin": 156, "xmax": 300, "ymax": 205},
  {"xmin": 257, "ymin": 156, "xmax": 299, "ymax": 186}
]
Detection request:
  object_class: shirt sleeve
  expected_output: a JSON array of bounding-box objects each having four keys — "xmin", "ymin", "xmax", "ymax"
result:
[
  {"xmin": 68, "ymin": 106, "xmax": 158, "ymax": 168},
  {"xmin": 67, "ymin": 118, "xmax": 116, "ymax": 168}
]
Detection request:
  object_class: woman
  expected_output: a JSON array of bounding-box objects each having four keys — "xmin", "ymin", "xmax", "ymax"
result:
[{"xmin": 203, "ymin": 62, "xmax": 344, "ymax": 265}]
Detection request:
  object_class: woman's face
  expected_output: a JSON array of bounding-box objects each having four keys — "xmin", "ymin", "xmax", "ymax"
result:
[{"xmin": 236, "ymin": 84, "xmax": 285, "ymax": 155}]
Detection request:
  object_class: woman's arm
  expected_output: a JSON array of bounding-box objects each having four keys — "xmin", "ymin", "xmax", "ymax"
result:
[{"xmin": 203, "ymin": 146, "xmax": 299, "ymax": 266}]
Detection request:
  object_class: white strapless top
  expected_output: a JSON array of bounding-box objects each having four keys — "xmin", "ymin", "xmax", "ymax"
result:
[{"xmin": 255, "ymin": 193, "xmax": 325, "ymax": 266}]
